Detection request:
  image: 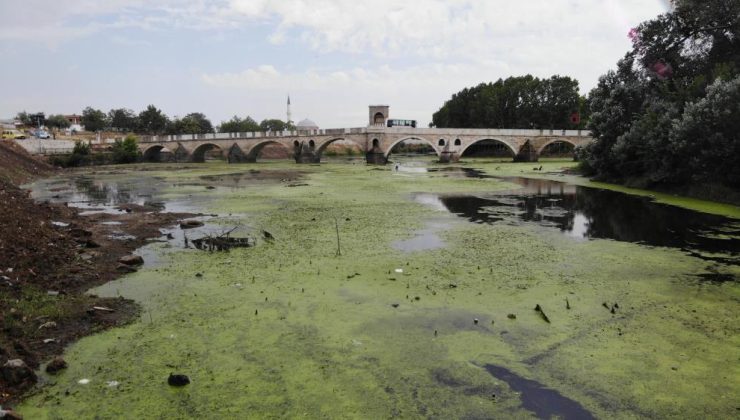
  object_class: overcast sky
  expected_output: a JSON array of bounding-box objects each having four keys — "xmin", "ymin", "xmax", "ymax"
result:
[{"xmin": 0, "ymin": 0, "xmax": 669, "ymax": 128}]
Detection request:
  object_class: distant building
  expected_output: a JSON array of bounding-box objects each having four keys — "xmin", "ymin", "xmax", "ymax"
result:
[
  {"xmin": 65, "ymin": 114, "xmax": 82, "ymax": 125},
  {"xmin": 296, "ymin": 118, "xmax": 319, "ymax": 131}
]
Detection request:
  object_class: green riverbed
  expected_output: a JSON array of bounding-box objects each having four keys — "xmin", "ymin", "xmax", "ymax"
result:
[{"xmin": 20, "ymin": 160, "xmax": 740, "ymax": 418}]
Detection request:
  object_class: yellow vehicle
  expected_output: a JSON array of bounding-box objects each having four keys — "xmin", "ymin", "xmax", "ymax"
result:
[{"xmin": 2, "ymin": 129, "xmax": 26, "ymax": 139}]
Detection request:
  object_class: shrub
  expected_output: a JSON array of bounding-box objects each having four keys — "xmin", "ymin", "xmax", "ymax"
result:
[{"xmin": 111, "ymin": 135, "xmax": 141, "ymax": 164}]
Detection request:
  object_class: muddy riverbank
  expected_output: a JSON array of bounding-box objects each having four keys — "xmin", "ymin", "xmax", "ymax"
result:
[{"xmin": 0, "ymin": 144, "xmax": 195, "ymax": 406}]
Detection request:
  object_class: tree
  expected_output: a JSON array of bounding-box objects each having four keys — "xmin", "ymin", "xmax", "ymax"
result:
[
  {"xmin": 138, "ymin": 105, "xmax": 168, "ymax": 134},
  {"xmin": 431, "ymin": 75, "xmax": 583, "ymax": 129},
  {"xmin": 109, "ymin": 108, "xmax": 139, "ymax": 132},
  {"xmin": 579, "ymin": 0, "xmax": 740, "ymax": 198},
  {"xmin": 166, "ymin": 113, "xmax": 212, "ymax": 135},
  {"xmin": 15, "ymin": 111, "xmax": 31, "ymax": 126},
  {"xmin": 46, "ymin": 114, "xmax": 71, "ymax": 129},
  {"xmin": 81, "ymin": 107, "xmax": 108, "ymax": 132},
  {"xmin": 111, "ymin": 134, "xmax": 140, "ymax": 163},
  {"xmin": 218, "ymin": 116, "xmax": 260, "ymax": 133},
  {"xmin": 259, "ymin": 119, "xmax": 290, "ymax": 132}
]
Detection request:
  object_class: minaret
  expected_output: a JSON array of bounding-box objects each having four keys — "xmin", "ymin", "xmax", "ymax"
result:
[{"xmin": 286, "ymin": 95, "xmax": 292, "ymax": 125}]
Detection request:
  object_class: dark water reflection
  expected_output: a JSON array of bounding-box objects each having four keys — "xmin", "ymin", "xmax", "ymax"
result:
[{"xmin": 424, "ymin": 177, "xmax": 740, "ymax": 264}]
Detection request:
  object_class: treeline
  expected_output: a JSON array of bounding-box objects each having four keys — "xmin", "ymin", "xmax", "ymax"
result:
[
  {"xmin": 581, "ymin": 0, "xmax": 740, "ymax": 194},
  {"xmin": 431, "ymin": 75, "xmax": 588, "ymax": 129},
  {"xmin": 16, "ymin": 106, "xmax": 293, "ymax": 135}
]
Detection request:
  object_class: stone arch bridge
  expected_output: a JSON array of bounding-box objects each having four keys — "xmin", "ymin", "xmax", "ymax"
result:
[{"xmin": 138, "ymin": 127, "xmax": 592, "ymax": 164}]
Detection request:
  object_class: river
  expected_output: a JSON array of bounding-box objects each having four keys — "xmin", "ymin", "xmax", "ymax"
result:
[{"xmin": 19, "ymin": 159, "xmax": 740, "ymax": 418}]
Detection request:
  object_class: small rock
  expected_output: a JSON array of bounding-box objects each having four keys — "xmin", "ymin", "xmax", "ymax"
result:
[
  {"xmin": 118, "ymin": 255, "xmax": 144, "ymax": 266},
  {"xmin": 507, "ymin": 314, "xmax": 516, "ymax": 320},
  {"xmin": 195, "ymin": 272, "xmax": 203, "ymax": 278},
  {"xmin": 168, "ymin": 373, "xmax": 190, "ymax": 386},
  {"xmin": 46, "ymin": 356, "xmax": 68, "ymax": 374},
  {"xmin": 116, "ymin": 264, "xmax": 138, "ymax": 273},
  {"xmin": 473, "ymin": 318, "xmax": 479, "ymax": 325},
  {"xmin": 69, "ymin": 228, "xmax": 92, "ymax": 238},
  {"xmin": 1, "ymin": 359, "xmax": 37, "ymax": 386},
  {"xmin": 179, "ymin": 220, "xmax": 204, "ymax": 229}
]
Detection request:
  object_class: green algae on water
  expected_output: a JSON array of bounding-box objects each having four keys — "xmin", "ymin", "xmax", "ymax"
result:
[{"xmin": 20, "ymin": 161, "xmax": 740, "ymax": 419}]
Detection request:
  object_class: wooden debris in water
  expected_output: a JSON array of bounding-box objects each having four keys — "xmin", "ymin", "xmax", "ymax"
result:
[
  {"xmin": 534, "ymin": 304, "xmax": 551, "ymax": 323},
  {"xmin": 192, "ymin": 227, "xmax": 254, "ymax": 252}
]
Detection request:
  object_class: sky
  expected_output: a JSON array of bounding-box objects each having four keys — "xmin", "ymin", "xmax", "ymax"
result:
[{"xmin": 0, "ymin": 0, "xmax": 669, "ymax": 128}]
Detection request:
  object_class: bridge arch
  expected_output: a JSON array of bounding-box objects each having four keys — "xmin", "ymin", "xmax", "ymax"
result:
[
  {"xmin": 316, "ymin": 137, "xmax": 365, "ymax": 157},
  {"xmin": 191, "ymin": 143, "xmax": 225, "ymax": 162},
  {"xmin": 536, "ymin": 138, "xmax": 578, "ymax": 155},
  {"xmin": 459, "ymin": 138, "xmax": 517, "ymax": 157},
  {"xmin": 143, "ymin": 144, "xmax": 171, "ymax": 162},
  {"xmin": 384, "ymin": 136, "xmax": 440, "ymax": 158},
  {"xmin": 245, "ymin": 140, "xmax": 291, "ymax": 162}
]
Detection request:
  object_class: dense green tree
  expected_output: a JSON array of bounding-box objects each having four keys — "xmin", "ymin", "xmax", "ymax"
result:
[
  {"xmin": 15, "ymin": 111, "xmax": 31, "ymax": 125},
  {"xmin": 138, "ymin": 105, "xmax": 168, "ymax": 134},
  {"xmin": 111, "ymin": 134, "xmax": 141, "ymax": 163},
  {"xmin": 218, "ymin": 116, "xmax": 260, "ymax": 133},
  {"xmin": 81, "ymin": 107, "xmax": 108, "ymax": 132},
  {"xmin": 259, "ymin": 119, "xmax": 291, "ymax": 132},
  {"xmin": 432, "ymin": 75, "xmax": 585, "ymax": 129},
  {"xmin": 581, "ymin": 0, "xmax": 739, "ymax": 193},
  {"xmin": 46, "ymin": 114, "xmax": 71, "ymax": 129},
  {"xmin": 108, "ymin": 108, "xmax": 139, "ymax": 132},
  {"xmin": 167, "ymin": 113, "xmax": 214, "ymax": 135}
]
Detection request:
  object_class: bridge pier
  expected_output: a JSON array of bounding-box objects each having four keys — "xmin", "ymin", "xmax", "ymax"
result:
[
  {"xmin": 294, "ymin": 141, "xmax": 320, "ymax": 163},
  {"xmin": 365, "ymin": 151, "xmax": 387, "ymax": 165},
  {"xmin": 439, "ymin": 150, "xmax": 459, "ymax": 163},
  {"xmin": 513, "ymin": 140, "xmax": 538, "ymax": 162}
]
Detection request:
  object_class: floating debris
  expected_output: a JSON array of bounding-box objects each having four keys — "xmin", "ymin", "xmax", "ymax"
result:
[
  {"xmin": 534, "ymin": 304, "xmax": 551, "ymax": 323},
  {"xmin": 192, "ymin": 236, "xmax": 253, "ymax": 251}
]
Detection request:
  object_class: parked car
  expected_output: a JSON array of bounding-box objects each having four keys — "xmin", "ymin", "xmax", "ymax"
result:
[
  {"xmin": 2, "ymin": 129, "xmax": 26, "ymax": 139},
  {"xmin": 35, "ymin": 130, "xmax": 50, "ymax": 139}
]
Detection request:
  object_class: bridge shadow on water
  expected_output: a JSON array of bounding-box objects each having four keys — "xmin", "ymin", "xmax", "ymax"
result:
[{"xmin": 415, "ymin": 172, "xmax": 739, "ymax": 269}]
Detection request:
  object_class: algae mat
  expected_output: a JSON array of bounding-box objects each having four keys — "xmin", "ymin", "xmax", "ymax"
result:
[{"xmin": 21, "ymin": 162, "xmax": 740, "ymax": 418}]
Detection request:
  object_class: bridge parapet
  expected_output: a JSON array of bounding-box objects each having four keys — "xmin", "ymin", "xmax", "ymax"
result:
[{"xmin": 138, "ymin": 127, "xmax": 591, "ymax": 144}]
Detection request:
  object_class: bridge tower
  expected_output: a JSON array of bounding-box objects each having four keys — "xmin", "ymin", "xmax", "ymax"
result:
[{"xmin": 368, "ymin": 105, "xmax": 389, "ymax": 127}]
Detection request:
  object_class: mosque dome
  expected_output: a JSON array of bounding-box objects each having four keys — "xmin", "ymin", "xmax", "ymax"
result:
[{"xmin": 296, "ymin": 118, "xmax": 319, "ymax": 130}]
